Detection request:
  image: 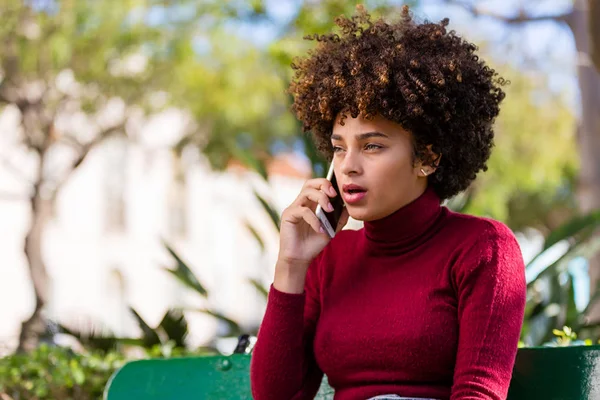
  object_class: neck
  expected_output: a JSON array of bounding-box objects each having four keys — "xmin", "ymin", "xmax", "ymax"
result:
[{"xmin": 363, "ymin": 186, "xmax": 443, "ymax": 254}]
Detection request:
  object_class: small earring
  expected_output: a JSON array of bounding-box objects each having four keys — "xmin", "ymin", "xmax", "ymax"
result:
[{"xmin": 420, "ymin": 168, "xmax": 428, "ymax": 176}]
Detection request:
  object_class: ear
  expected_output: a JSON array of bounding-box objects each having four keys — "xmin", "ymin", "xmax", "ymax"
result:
[{"xmin": 417, "ymin": 145, "xmax": 442, "ymax": 177}]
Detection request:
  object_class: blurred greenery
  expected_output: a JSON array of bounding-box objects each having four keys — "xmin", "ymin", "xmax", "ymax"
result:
[
  {"xmin": 51, "ymin": 241, "xmax": 247, "ymax": 357},
  {"xmin": 0, "ymin": 0, "xmax": 264, "ymax": 351},
  {"xmin": 521, "ymin": 209, "xmax": 600, "ymax": 345},
  {"xmin": 0, "ymin": 344, "xmax": 125, "ymax": 400},
  {"xmin": 465, "ymin": 70, "xmax": 577, "ymax": 230},
  {"xmin": 0, "ymin": 340, "xmax": 214, "ymax": 400}
]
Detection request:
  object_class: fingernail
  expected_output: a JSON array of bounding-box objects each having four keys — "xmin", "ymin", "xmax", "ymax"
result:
[
  {"xmin": 320, "ymin": 227, "xmax": 325, "ymax": 233},
  {"xmin": 329, "ymin": 187, "xmax": 337, "ymax": 196},
  {"xmin": 328, "ymin": 203, "xmax": 334, "ymax": 212}
]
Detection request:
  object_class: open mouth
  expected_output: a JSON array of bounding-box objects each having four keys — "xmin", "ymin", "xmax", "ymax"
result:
[{"xmin": 342, "ymin": 184, "xmax": 368, "ymax": 204}]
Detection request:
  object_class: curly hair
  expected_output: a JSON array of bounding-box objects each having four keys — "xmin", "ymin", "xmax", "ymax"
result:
[{"xmin": 288, "ymin": 4, "xmax": 508, "ymax": 200}]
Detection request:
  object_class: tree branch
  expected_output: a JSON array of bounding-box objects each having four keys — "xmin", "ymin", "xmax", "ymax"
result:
[
  {"xmin": 50, "ymin": 120, "xmax": 127, "ymax": 199},
  {"xmin": 445, "ymin": 0, "xmax": 573, "ymax": 25}
]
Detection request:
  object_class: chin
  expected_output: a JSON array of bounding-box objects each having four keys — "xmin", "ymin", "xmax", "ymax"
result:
[{"xmin": 346, "ymin": 205, "xmax": 377, "ymax": 222}]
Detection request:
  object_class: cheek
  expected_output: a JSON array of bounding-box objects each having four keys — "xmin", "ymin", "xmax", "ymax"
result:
[{"xmin": 371, "ymin": 155, "xmax": 414, "ymax": 189}]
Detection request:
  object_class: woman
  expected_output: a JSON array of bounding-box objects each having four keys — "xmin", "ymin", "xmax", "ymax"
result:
[{"xmin": 250, "ymin": 5, "xmax": 526, "ymax": 400}]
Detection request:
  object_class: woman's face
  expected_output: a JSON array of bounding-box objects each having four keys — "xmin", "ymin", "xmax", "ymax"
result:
[{"xmin": 331, "ymin": 113, "xmax": 431, "ymax": 222}]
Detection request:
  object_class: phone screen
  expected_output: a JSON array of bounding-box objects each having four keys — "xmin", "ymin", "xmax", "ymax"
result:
[{"xmin": 325, "ymin": 170, "xmax": 345, "ymax": 230}]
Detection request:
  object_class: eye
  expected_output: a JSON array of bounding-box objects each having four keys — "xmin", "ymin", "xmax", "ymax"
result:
[
  {"xmin": 332, "ymin": 146, "xmax": 344, "ymax": 153},
  {"xmin": 365, "ymin": 143, "xmax": 383, "ymax": 151}
]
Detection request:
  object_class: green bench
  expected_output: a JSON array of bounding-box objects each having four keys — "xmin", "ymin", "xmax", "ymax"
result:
[{"xmin": 105, "ymin": 345, "xmax": 600, "ymax": 400}]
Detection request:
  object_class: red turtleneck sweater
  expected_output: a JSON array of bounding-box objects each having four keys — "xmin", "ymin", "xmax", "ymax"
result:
[{"xmin": 250, "ymin": 187, "xmax": 526, "ymax": 400}]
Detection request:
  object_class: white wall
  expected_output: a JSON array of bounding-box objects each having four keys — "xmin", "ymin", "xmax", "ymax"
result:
[{"xmin": 0, "ymin": 107, "xmax": 315, "ymax": 355}]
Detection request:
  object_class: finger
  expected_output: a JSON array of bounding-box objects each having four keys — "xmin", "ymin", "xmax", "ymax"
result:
[
  {"xmin": 303, "ymin": 178, "xmax": 338, "ymax": 197},
  {"xmin": 282, "ymin": 206, "xmax": 325, "ymax": 235},
  {"xmin": 300, "ymin": 207, "xmax": 326, "ymax": 234},
  {"xmin": 297, "ymin": 188, "xmax": 333, "ymax": 212},
  {"xmin": 335, "ymin": 206, "xmax": 350, "ymax": 233}
]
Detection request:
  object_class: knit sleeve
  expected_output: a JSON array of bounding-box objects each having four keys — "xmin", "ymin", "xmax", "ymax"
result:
[
  {"xmin": 250, "ymin": 256, "xmax": 324, "ymax": 400},
  {"xmin": 450, "ymin": 222, "xmax": 526, "ymax": 400}
]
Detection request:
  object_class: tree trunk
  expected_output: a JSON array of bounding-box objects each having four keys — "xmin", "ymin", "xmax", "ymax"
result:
[
  {"xmin": 570, "ymin": 0, "xmax": 600, "ymax": 324},
  {"xmin": 17, "ymin": 192, "xmax": 53, "ymax": 352},
  {"xmin": 589, "ymin": 0, "xmax": 600, "ymax": 73}
]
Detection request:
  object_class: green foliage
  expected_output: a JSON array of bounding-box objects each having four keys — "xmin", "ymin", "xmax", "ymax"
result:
[
  {"xmin": 0, "ymin": 0, "xmax": 199, "ymax": 108},
  {"xmin": 551, "ymin": 326, "xmax": 579, "ymax": 346},
  {"xmin": 464, "ymin": 70, "xmax": 577, "ymax": 228},
  {"xmin": 253, "ymin": 190, "xmax": 281, "ymax": 232},
  {"xmin": 57, "ymin": 307, "xmax": 200, "ymax": 355},
  {"xmin": 0, "ymin": 340, "xmax": 215, "ymax": 400},
  {"xmin": 53, "ymin": 242, "xmax": 245, "ymax": 357},
  {"xmin": 0, "ymin": 344, "xmax": 125, "ymax": 400},
  {"xmin": 163, "ymin": 241, "xmax": 208, "ymax": 297},
  {"xmin": 162, "ymin": 242, "xmax": 244, "ymax": 337},
  {"xmin": 522, "ymin": 209, "xmax": 600, "ymax": 345}
]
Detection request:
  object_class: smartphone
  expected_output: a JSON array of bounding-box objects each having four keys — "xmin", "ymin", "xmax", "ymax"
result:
[{"xmin": 315, "ymin": 161, "xmax": 345, "ymax": 238}]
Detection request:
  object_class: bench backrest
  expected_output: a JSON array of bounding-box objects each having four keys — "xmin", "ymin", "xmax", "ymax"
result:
[{"xmin": 105, "ymin": 346, "xmax": 600, "ymax": 400}]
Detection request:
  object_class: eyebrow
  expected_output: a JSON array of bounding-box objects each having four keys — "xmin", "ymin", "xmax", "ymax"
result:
[{"xmin": 330, "ymin": 131, "xmax": 389, "ymax": 141}]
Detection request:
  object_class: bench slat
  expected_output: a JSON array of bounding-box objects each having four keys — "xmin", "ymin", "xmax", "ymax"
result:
[{"xmin": 105, "ymin": 346, "xmax": 600, "ymax": 400}]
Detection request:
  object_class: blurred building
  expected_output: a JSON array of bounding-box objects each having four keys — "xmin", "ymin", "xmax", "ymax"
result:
[{"xmin": 0, "ymin": 107, "xmax": 363, "ymax": 355}]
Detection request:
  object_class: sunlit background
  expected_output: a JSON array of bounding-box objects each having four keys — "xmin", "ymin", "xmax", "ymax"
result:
[{"xmin": 1, "ymin": 0, "xmax": 599, "ymax": 396}]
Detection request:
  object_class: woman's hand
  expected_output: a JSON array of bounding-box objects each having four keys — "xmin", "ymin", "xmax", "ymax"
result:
[{"xmin": 274, "ymin": 178, "xmax": 349, "ymax": 293}]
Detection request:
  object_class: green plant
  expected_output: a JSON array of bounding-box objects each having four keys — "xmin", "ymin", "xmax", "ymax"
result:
[
  {"xmin": 522, "ymin": 209, "xmax": 600, "ymax": 345},
  {"xmin": 162, "ymin": 241, "xmax": 245, "ymax": 339},
  {"xmin": 0, "ymin": 344, "xmax": 125, "ymax": 400},
  {"xmin": 0, "ymin": 340, "xmax": 213, "ymax": 400},
  {"xmin": 551, "ymin": 326, "xmax": 579, "ymax": 346},
  {"xmin": 238, "ymin": 133, "xmax": 328, "ymax": 301},
  {"xmin": 54, "ymin": 241, "xmax": 247, "ymax": 357}
]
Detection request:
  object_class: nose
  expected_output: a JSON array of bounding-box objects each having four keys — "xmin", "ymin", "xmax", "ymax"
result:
[{"xmin": 338, "ymin": 148, "xmax": 362, "ymax": 176}]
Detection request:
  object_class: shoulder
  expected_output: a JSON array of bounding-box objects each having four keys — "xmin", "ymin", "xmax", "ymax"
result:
[
  {"xmin": 443, "ymin": 209, "xmax": 520, "ymax": 250},
  {"xmin": 443, "ymin": 210, "xmax": 524, "ymax": 276}
]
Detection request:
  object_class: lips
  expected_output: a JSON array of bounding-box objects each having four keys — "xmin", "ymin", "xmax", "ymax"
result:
[{"xmin": 342, "ymin": 183, "xmax": 367, "ymax": 204}]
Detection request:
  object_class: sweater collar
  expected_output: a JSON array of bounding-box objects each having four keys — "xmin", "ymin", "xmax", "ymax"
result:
[{"xmin": 363, "ymin": 186, "xmax": 443, "ymax": 252}]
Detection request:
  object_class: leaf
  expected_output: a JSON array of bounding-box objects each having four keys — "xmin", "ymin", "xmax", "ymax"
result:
[
  {"xmin": 253, "ymin": 190, "xmax": 280, "ymax": 232},
  {"xmin": 244, "ymin": 220, "xmax": 265, "ymax": 251},
  {"xmin": 527, "ymin": 233, "xmax": 600, "ymax": 288},
  {"xmin": 128, "ymin": 307, "xmax": 161, "ymax": 348},
  {"xmin": 543, "ymin": 209, "xmax": 600, "ymax": 252},
  {"xmin": 56, "ymin": 322, "xmax": 119, "ymax": 353},
  {"xmin": 158, "ymin": 309, "xmax": 189, "ymax": 348},
  {"xmin": 248, "ymin": 278, "xmax": 269, "ymax": 299},
  {"xmin": 162, "ymin": 240, "xmax": 208, "ymax": 297},
  {"xmin": 197, "ymin": 308, "xmax": 242, "ymax": 337},
  {"xmin": 113, "ymin": 338, "xmax": 146, "ymax": 347}
]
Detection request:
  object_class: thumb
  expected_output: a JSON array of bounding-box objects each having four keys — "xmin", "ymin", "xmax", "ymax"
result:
[{"xmin": 335, "ymin": 206, "xmax": 350, "ymax": 233}]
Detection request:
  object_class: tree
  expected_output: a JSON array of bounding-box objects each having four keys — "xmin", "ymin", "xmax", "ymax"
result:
[
  {"xmin": 437, "ymin": 0, "xmax": 600, "ymax": 323},
  {"xmin": 173, "ymin": 0, "xmax": 406, "ymax": 168},
  {"xmin": 463, "ymin": 66, "xmax": 577, "ymax": 231},
  {"xmin": 0, "ymin": 0, "xmax": 214, "ymax": 352},
  {"xmin": 0, "ymin": 0, "xmax": 402, "ymax": 353}
]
